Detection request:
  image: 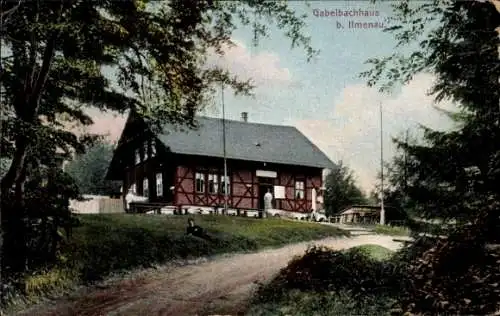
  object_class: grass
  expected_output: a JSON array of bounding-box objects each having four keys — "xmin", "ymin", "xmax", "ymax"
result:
[
  {"xmin": 341, "ymin": 222, "xmax": 411, "ymax": 236},
  {"xmin": 374, "ymin": 224, "xmax": 410, "ymax": 237},
  {"xmin": 349, "ymin": 244, "xmax": 394, "ymax": 261},
  {"xmin": 247, "ymin": 290, "xmax": 392, "ymax": 316},
  {"xmin": 247, "ymin": 290, "xmax": 395, "ymax": 316},
  {"xmin": 248, "ymin": 244, "xmax": 397, "ymax": 316},
  {"xmin": 6, "ymin": 214, "xmax": 349, "ymax": 311},
  {"xmin": 342, "ymin": 222, "xmax": 410, "ymax": 237}
]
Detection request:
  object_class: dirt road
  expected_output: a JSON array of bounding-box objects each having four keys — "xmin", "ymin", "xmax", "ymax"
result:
[{"xmin": 15, "ymin": 234, "xmax": 407, "ymax": 316}]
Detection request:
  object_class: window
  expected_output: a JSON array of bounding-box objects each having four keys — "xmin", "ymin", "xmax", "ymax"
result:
[
  {"xmin": 295, "ymin": 181, "xmax": 305, "ymax": 199},
  {"xmin": 143, "ymin": 178, "xmax": 149, "ymax": 197},
  {"xmin": 151, "ymin": 139, "xmax": 156, "ymax": 157},
  {"xmin": 195, "ymin": 172, "xmax": 205, "ymax": 193},
  {"xmin": 135, "ymin": 149, "xmax": 140, "ymax": 165},
  {"xmin": 220, "ymin": 175, "xmax": 230, "ymax": 195},
  {"xmin": 156, "ymin": 173, "xmax": 163, "ymax": 197},
  {"xmin": 144, "ymin": 141, "xmax": 149, "ymax": 160},
  {"xmin": 208, "ymin": 173, "xmax": 218, "ymax": 194}
]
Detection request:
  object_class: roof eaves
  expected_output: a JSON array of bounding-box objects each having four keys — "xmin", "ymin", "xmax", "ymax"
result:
[{"xmin": 170, "ymin": 150, "xmax": 329, "ymax": 169}]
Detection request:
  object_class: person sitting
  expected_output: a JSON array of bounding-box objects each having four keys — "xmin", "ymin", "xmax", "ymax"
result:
[{"xmin": 186, "ymin": 218, "xmax": 213, "ymax": 241}]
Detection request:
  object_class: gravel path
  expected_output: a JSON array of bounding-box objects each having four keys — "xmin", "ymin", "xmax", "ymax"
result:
[{"xmin": 14, "ymin": 234, "xmax": 407, "ymax": 316}]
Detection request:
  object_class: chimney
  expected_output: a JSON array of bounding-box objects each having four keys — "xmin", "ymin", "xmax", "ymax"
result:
[{"xmin": 241, "ymin": 112, "xmax": 248, "ymax": 122}]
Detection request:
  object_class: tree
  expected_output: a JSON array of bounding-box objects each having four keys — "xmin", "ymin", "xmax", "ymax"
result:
[
  {"xmin": 363, "ymin": 0, "xmax": 499, "ymax": 228},
  {"xmin": 65, "ymin": 141, "xmax": 121, "ymax": 196},
  {"xmin": 323, "ymin": 161, "xmax": 367, "ymax": 217},
  {"xmin": 1, "ymin": 0, "xmax": 318, "ymax": 197},
  {"xmin": 0, "ymin": 0, "xmax": 317, "ymax": 284},
  {"xmin": 362, "ymin": 0, "xmax": 500, "ymax": 314}
]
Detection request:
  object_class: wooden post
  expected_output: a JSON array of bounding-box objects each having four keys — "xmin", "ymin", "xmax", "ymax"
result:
[
  {"xmin": 380, "ymin": 102, "xmax": 386, "ymax": 225},
  {"xmin": 221, "ymin": 82, "xmax": 228, "ymax": 216}
]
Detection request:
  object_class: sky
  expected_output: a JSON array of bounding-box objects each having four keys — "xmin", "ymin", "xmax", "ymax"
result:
[{"xmin": 86, "ymin": 1, "xmax": 457, "ymax": 194}]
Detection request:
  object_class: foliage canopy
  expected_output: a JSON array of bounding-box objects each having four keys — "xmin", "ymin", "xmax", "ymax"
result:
[
  {"xmin": 0, "ymin": 0, "xmax": 317, "ymax": 292},
  {"xmin": 362, "ymin": 0, "xmax": 500, "ymax": 314},
  {"xmin": 64, "ymin": 141, "xmax": 121, "ymax": 196},
  {"xmin": 323, "ymin": 161, "xmax": 367, "ymax": 217}
]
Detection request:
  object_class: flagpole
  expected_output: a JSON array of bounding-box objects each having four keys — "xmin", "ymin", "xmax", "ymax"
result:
[
  {"xmin": 379, "ymin": 102, "xmax": 386, "ymax": 225},
  {"xmin": 221, "ymin": 81, "xmax": 228, "ymax": 215}
]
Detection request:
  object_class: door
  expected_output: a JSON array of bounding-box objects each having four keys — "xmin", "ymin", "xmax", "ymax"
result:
[
  {"xmin": 257, "ymin": 177, "xmax": 274, "ymax": 218},
  {"xmin": 258, "ymin": 184, "xmax": 273, "ymax": 211}
]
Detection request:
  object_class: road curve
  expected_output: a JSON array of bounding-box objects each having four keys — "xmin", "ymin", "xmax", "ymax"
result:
[{"xmin": 14, "ymin": 234, "xmax": 406, "ymax": 316}]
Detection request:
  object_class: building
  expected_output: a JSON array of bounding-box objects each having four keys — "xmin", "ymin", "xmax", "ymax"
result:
[
  {"xmin": 331, "ymin": 205, "xmax": 407, "ymax": 224},
  {"xmin": 105, "ymin": 111, "xmax": 335, "ymax": 214}
]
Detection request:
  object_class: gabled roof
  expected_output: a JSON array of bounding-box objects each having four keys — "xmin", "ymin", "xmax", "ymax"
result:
[{"xmin": 157, "ymin": 116, "xmax": 336, "ymax": 169}]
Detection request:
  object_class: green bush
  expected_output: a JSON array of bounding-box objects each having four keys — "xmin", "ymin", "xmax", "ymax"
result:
[
  {"xmin": 395, "ymin": 233, "xmax": 500, "ymax": 315},
  {"xmin": 252, "ymin": 244, "xmax": 406, "ymax": 315},
  {"xmin": 350, "ymin": 244, "xmax": 394, "ymax": 261},
  {"xmin": 23, "ymin": 268, "xmax": 78, "ymax": 297},
  {"xmin": 257, "ymin": 245, "xmax": 403, "ymax": 301}
]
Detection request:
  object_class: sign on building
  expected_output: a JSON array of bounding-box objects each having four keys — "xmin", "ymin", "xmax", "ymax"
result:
[
  {"xmin": 256, "ymin": 170, "xmax": 277, "ymax": 178},
  {"xmin": 273, "ymin": 185, "xmax": 285, "ymax": 199}
]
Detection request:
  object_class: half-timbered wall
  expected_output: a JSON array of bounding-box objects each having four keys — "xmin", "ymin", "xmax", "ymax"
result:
[
  {"xmin": 231, "ymin": 168, "xmax": 257, "ymax": 209},
  {"xmin": 173, "ymin": 154, "xmax": 323, "ymax": 213},
  {"xmin": 175, "ymin": 165, "xmax": 194, "ymax": 205},
  {"xmin": 174, "ymin": 161, "xmax": 237, "ymax": 207},
  {"xmin": 275, "ymin": 169, "xmax": 322, "ymax": 212}
]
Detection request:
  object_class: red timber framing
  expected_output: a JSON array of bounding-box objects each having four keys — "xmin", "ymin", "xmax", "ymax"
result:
[
  {"xmin": 172, "ymin": 154, "xmax": 323, "ymax": 213},
  {"xmin": 275, "ymin": 169, "xmax": 321, "ymax": 213},
  {"xmin": 173, "ymin": 155, "xmax": 236, "ymax": 207},
  {"xmin": 174, "ymin": 165, "xmax": 194, "ymax": 205},
  {"xmin": 232, "ymin": 168, "xmax": 257, "ymax": 209}
]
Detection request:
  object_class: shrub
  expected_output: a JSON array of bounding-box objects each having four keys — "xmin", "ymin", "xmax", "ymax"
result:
[
  {"xmin": 253, "ymin": 245, "xmax": 407, "ymax": 315},
  {"xmin": 23, "ymin": 269, "xmax": 78, "ymax": 297},
  {"xmin": 256, "ymin": 245, "xmax": 405, "ymax": 304},
  {"xmin": 351, "ymin": 244, "xmax": 394, "ymax": 261},
  {"xmin": 397, "ymin": 233, "xmax": 500, "ymax": 315}
]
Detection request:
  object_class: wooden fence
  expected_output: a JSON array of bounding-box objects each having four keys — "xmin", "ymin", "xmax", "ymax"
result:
[{"xmin": 70, "ymin": 195, "xmax": 124, "ymax": 214}]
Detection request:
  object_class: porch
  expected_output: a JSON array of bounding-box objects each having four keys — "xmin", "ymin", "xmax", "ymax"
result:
[{"xmin": 128, "ymin": 202, "xmax": 263, "ymax": 218}]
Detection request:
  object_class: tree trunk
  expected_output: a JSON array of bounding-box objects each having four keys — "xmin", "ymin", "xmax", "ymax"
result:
[
  {"xmin": 0, "ymin": 134, "xmax": 30, "ymax": 287},
  {"xmin": 1, "ymin": 32, "xmax": 57, "ymax": 196},
  {"xmin": 1, "ymin": 135, "xmax": 28, "ymax": 197}
]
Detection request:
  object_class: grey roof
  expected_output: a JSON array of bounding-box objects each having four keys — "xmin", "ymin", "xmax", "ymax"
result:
[{"xmin": 156, "ymin": 116, "xmax": 336, "ymax": 169}]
